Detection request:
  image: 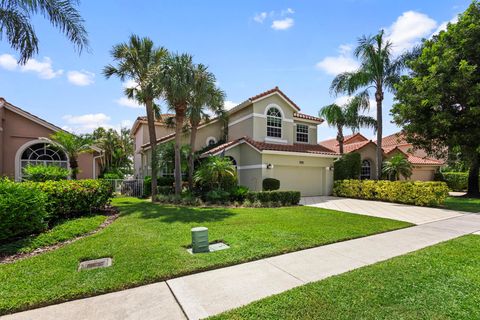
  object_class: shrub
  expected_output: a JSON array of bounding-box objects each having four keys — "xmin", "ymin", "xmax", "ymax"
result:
[
  {"xmin": 334, "ymin": 153, "xmax": 361, "ymax": 180},
  {"xmin": 143, "ymin": 176, "xmax": 152, "ymax": 197},
  {"xmin": 441, "ymin": 172, "xmax": 469, "ymax": 191},
  {"xmin": 229, "ymin": 185, "xmax": 249, "ymax": 202},
  {"xmin": 23, "ymin": 165, "xmax": 70, "ymax": 182},
  {"xmin": 158, "ymin": 176, "xmax": 175, "ymax": 187},
  {"xmin": 103, "ymin": 172, "xmax": 123, "ymax": 180},
  {"xmin": 246, "ymin": 191, "xmax": 301, "ymax": 206},
  {"xmin": 333, "ymin": 179, "xmax": 450, "ymax": 206},
  {"xmin": 262, "ymin": 178, "xmax": 280, "ymax": 191},
  {"xmin": 29, "ymin": 179, "xmax": 113, "ymax": 221},
  {"xmin": 205, "ymin": 189, "xmax": 230, "ymax": 203},
  {"xmin": 158, "ymin": 186, "xmax": 173, "ymax": 195},
  {"xmin": 0, "ymin": 179, "xmax": 48, "ymax": 242},
  {"xmin": 194, "ymin": 156, "xmax": 237, "ymax": 193}
]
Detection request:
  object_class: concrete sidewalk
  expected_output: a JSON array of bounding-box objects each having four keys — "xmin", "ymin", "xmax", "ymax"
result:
[
  {"xmin": 6, "ymin": 213, "xmax": 480, "ymax": 320},
  {"xmin": 300, "ymin": 196, "xmax": 465, "ymax": 224}
]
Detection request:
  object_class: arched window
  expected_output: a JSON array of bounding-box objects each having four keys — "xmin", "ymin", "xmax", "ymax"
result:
[
  {"xmin": 360, "ymin": 160, "xmax": 371, "ymax": 180},
  {"xmin": 20, "ymin": 143, "xmax": 68, "ymax": 179},
  {"xmin": 206, "ymin": 137, "xmax": 217, "ymax": 146},
  {"xmin": 266, "ymin": 107, "xmax": 282, "ymax": 138}
]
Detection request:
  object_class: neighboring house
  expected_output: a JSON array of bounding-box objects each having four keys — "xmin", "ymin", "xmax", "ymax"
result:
[
  {"xmin": 0, "ymin": 98, "xmax": 103, "ymax": 181},
  {"xmin": 133, "ymin": 87, "xmax": 339, "ymax": 196},
  {"xmin": 319, "ymin": 132, "xmax": 444, "ymax": 181}
]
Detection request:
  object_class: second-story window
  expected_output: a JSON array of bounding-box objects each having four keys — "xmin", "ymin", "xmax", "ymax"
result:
[
  {"xmin": 266, "ymin": 107, "xmax": 282, "ymax": 138},
  {"xmin": 296, "ymin": 124, "xmax": 309, "ymax": 143}
]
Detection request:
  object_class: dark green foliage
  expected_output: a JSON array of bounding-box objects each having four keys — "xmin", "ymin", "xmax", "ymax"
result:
[
  {"xmin": 205, "ymin": 189, "xmax": 230, "ymax": 203},
  {"xmin": 0, "ymin": 179, "xmax": 48, "ymax": 242},
  {"xmin": 246, "ymin": 191, "xmax": 301, "ymax": 206},
  {"xmin": 157, "ymin": 186, "xmax": 173, "ymax": 195},
  {"xmin": 334, "ymin": 153, "xmax": 361, "ymax": 180},
  {"xmin": 333, "ymin": 180, "xmax": 450, "ymax": 206},
  {"xmin": 262, "ymin": 178, "xmax": 280, "ymax": 191},
  {"xmin": 439, "ymin": 172, "xmax": 480, "ymax": 191},
  {"xmin": 102, "ymin": 172, "xmax": 123, "ymax": 180},
  {"xmin": 143, "ymin": 176, "xmax": 152, "ymax": 197},
  {"xmin": 27, "ymin": 180, "xmax": 113, "ymax": 222},
  {"xmin": 23, "ymin": 165, "xmax": 70, "ymax": 182},
  {"xmin": 158, "ymin": 176, "xmax": 174, "ymax": 187},
  {"xmin": 229, "ymin": 185, "xmax": 250, "ymax": 202}
]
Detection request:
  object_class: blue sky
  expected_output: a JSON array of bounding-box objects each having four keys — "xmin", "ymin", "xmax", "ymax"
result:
[{"xmin": 0, "ymin": 0, "xmax": 469, "ymax": 140}]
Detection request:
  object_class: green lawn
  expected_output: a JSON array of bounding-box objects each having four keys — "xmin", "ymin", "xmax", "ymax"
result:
[
  {"xmin": 212, "ymin": 235, "xmax": 480, "ymax": 320},
  {"xmin": 0, "ymin": 197, "xmax": 410, "ymax": 315},
  {"xmin": 0, "ymin": 215, "xmax": 106, "ymax": 256},
  {"xmin": 444, "ymin": 196, "xmax": 480, "ymax": 213}
]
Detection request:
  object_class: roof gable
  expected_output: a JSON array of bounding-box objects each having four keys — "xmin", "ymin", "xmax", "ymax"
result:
[{"xmin": 1, "ymin": 99, "xmax": 63, "ymax": 133}]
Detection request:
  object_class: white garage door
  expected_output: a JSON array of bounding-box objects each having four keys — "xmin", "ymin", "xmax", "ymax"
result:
[{"xmin": 272, "ymin": 166, "xmax": 325, "ymax": 196}]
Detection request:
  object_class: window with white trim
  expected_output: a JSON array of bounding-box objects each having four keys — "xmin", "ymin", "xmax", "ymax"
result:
[
  {"xmin": 266, "ymin": 107, "xmax": 282, "ymax": 138},
  {"xmin": 296, "ymin": 124, "xmax": 309, "ymax": 143},
  {"xmin": 360, "ymin": 160, "xmax": 371, "ymax": 180},
  {"xmin": 20, "ymin": 143, "xmax": 68, "ymax": 179},
  {"xmin": 206, "ymin": 137, "xmax": 217, "ymax": 146}
]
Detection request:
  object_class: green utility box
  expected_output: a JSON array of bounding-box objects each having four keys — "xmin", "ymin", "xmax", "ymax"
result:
[{"xmin": 191, "ymin": 227, "xmax": 209, "ymax": 253}]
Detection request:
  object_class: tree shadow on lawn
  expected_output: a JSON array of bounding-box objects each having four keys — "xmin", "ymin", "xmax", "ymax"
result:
[{"xmin": 116, "ymin": 200, "xmax": 236, "ymax": 224}]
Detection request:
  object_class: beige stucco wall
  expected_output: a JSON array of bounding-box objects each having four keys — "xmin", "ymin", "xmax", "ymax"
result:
[
  {"xmin": 293, "ymin": 120, "xmax": 318, "ymax": 145},
  {"xmin": 410, "ymin": 166, "xmax": 438, "ymax": 181},
  {"xmin": 77, "ymin": 152, "xmax": 102, "ymax": 179},
  {"xmin": 356, "ymin": 144, "xmax": 379, "ymax": 180}
]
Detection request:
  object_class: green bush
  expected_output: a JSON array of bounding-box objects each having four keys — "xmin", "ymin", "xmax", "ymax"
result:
[
  {"xmin": 229, "ymin": 185, "xmax": 249, "ymax": 202},
  {"xmin": 441, "ymin": 172, "xmax": 469, "ymax": 191},
  {"xmin": 143, "ymin": 176, "xmax": 152, "ymax": 197},
  {"xmin": 334, "ymin": 153, "xmax": 361, "ymax": 180},
  {"xmin": 158, "ymin": 176, "xmax": 175, "ymax": 187},
  {"xmin": 205, "ymin": 189, "xmax": 231, "ymax": 203},
  {"xmin": 28, "ymin": 179, "xmax": 113, "ymax": 221},
  {"xmin": 23, "ymin": 165, "xmax": 70, "ymax": 182},
  {"xmin": 103, "ymin": 172, "xmax": 123, "ymax": 180},
  {"xmin": 0, "ymin": 179, "xmax": 48, "ymax": 242},
  {"xmin": 262, "ymin": 178, "xmax": 280, "ymax": 191},
  {"xmin": 333, "ymin": 179, "xmax": 450, "ymax": 206},
  {"xmin": 246, "ymin": 191, "xmax": 301, "ymax": 206},
  {"xmin": 158, "ymin": 185, "xmax": 173, "ymax": 195}
]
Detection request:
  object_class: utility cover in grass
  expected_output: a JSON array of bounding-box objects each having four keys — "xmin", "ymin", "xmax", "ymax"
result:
[
  {"xmin": 78, "ymin": 258, "xmax": 112, "ymax": 271},
  {"xmin": 187, "ymin": 242, "xmax": 230, "ymax": 254}
]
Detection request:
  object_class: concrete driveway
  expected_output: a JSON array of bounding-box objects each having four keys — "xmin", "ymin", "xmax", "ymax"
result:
[{"xmin": 300, "ymin": 196, "xmax": 465, "ymax": 225}]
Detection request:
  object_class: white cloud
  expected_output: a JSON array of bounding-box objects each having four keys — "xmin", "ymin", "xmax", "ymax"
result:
[
  {"xmin": 432, "ymin": 15, "xmax": 458, "ymax": 36},
  {"xmin": 224, "ymin": 100, "xmax": 238, "ymax": 110},
  {"xmin": 315, "ymin": 45, "xmax": 359, "ymax": 75},
  {"xmin": 0, "ymin": 54, "xmax": 63, "ymax": 79},
  {"xmin": 62, "ymin": 113, "xmax": 133, "ymax": 133},
  {"xmin": 385, "ymin": 11, "xmax": 437, "ymax": 54},
  {"xmin": 254, "ymin": 12, "xmax": 267, "ymax": 23},
  {"xmin": 281, "ymin": 8, "xmax": 295, "ymax": 16},
  {"xmin": 0, "ymin": 54, "xmax": 17, "ymax": 70},
  {"xmin": 67, "ymin": 70, "xmax": 95, "ymax": 86},
  {"xmin": 21, "ymin": 56, "xmax": 63, "ymax": 79},
  {"xmin": 115, "ymin": 97, "xmax": 142, "ymax": 109},
  {"xmin": 122, "ymin": 79, "xmax": 138, "ymax": 89},
  {"xmin": 271, "ymin": 17, "xmax": 294, "ymax": 30}
]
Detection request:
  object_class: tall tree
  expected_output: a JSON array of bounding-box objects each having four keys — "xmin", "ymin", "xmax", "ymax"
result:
[
  {"xmin": 187, "ymin": 64, "xmax": 225, "ymax": 190},
  {"xmin": 103, "ymin": 35, "xmax": 168, "ymax": 201},
  {"xmin": 382, "ymin": 154, "xmax": 412, "ymax": 181},
  {"xmin": 0, "ymin": 0, "xmax": 88, "ymax": 64},
  {"xmin": 392, "ymin": 2, "xmax": 480, "ymax": 196},
  {"xmin": 49, "ymin": 131, "xmax": 91, "ymax": 179},
  {"xmin": 319, "ymin": 94, "xmax": 376, "ymax": 154},
  {"xmin": 330, "ymin": 30, "xmax": 407, "ymax": 177},
  {"xmin": 154, "ymin": 53, "xmax": 195, "ymax": 195}
]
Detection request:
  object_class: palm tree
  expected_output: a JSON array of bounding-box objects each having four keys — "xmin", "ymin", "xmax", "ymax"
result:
[
  {"xmin": 48, "ymin": 131, "xmax": 92, "ymax": 179},
  {"xmin": 187, "ymin": 64, "xmax": 225, "ymax": 190},
  {"xmin": 330, "ymin": 30, "xmax": 407, "ymax": 178},
  {"xmin": 194, "ymin": 156, "xmax": 236, "ymax": 191},
  {"xmin": 319, "ymin": 94, "xmax": 376, "ymax": 154},
  {"xmin": 382, "ymin": 153, "xmax": 413, "ymax": 181},
  {"xmin": 0, "ymin": 0, "xmax": 88, "ymax": 64},
  {"xmin": 154, "ymin": 53, "xmax": 196, "ymax": 195},
  {"xmin": 103, "ymin": 35, "xmax": 168, "ymax": 201}
]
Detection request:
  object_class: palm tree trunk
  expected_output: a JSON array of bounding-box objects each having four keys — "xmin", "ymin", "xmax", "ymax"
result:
[
  {"xmin": 467, "ymin": 152, "xmax": 480, "ymax": 197},
  {"xmin": 145, "ymin": 99, "xmax": 158, "ymax": 202},
  {"xmin": 337, "ymin": 125, "xmax": 344, "ymax": 155},
  {"xmin": 174, "ymin": 105, "xmax": 187, "ymax": 195},
  {"xmin": 375, "ymin": 89, "xmax": 383, "ymax": 180},
  {"xmin": 69, "ymin": 158, "xmax": 78, "ymax": 179},
  {"xmin": 188, "ymin": 122, "xmax": 198, "ymax": 191}
]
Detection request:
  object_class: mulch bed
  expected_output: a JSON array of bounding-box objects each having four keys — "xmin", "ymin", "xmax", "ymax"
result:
[{"xmin": 0, "ymin": 207, "xmax": 120, "ymax": 264}]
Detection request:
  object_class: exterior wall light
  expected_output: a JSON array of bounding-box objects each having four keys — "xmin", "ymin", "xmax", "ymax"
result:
[{"xmin": 266, "ymin": 163, "xmax": 273, "ymax": 169}]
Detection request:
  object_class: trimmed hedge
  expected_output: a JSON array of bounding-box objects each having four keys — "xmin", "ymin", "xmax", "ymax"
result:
[
  {"xmin": 263, "ymin": 178, "xmax": 280, "ymax": 191},
  {"xmin": 144, "ymin": 176, "xmax": 175, "ymax": 197},
  {"xmin": 246, "ymin": 191, "xmax": 301, "ymax": 206},
  {"xmin": 23, "ymin": 164, "xmax": 70, "ymax": 182},
  {"xmin": 333, "ymin": 179, "xmax": 450, "ymax": 206},
  {"xmin": 0, "ymin": 179, "xmax": 48, "ymax": 242},
  {"xmin": 26, "ymin": 179, "xmax": 113, "ymax": 222},
  {"xmin": 334, "ymin": 153, "xmax": 361, "ymax": 180}
]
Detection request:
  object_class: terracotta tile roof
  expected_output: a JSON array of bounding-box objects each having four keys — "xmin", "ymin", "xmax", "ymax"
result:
[
  {"xmin": 380, "ymin": 131, "xmax": 408, "ymax": 146},
  {"xmin": 293, "ymin": 112, "xmax": 323, "ymax": 123},
  {"xmin": 203, "ymin": 137, "xmax": 338, "ymax": 157},
  {"xmin": 136, "ymin": 114, "xmax": 175, "ymax": 123},
  {"xmin": 248, "ymin": 86, "xmax": 301, "ymax": 111},
  {"xmin": 318, "ymin": 133, "xmax": 369, "ymax": 151},
  {"xmin": 407, "ymin": 154, "xmax": 444, "ymax": 165}
]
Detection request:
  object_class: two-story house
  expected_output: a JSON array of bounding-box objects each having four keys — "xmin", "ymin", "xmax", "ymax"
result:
[{"xmin": 132, "ymin": 87, "xmax": 339, "ymax": 196}]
